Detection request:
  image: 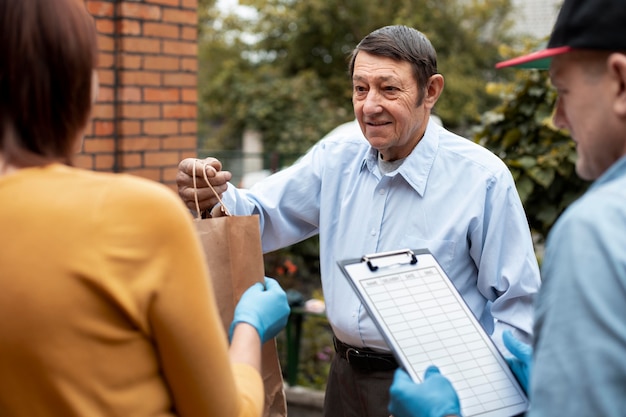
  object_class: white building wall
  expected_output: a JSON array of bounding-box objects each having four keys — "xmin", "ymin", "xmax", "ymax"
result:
[{"xmin": 511, "ymin": 0, "xmax": 562, "ymax": 39}]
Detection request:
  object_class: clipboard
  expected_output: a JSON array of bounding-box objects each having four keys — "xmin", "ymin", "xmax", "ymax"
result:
[{"xmin": 338, "ymin": 248, "xmax": 528, "ymax": 417}]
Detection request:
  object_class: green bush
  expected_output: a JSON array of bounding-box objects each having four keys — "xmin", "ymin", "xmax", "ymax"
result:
[{"xmin": 474, "ymin": 70, "xmax": 589, "ymax": 241}]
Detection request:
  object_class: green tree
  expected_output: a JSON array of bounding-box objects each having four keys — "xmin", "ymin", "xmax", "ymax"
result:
[
  {"xmin": 198, "ymin": 0, "xmax": 522, "ymax": 155},
  {"xmin": 473, "ymin": 69, "xmax": 589, "ymax": 241}
]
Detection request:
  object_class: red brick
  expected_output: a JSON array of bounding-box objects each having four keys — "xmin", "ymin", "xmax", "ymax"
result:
[
  {"xmin": 83, "ymin": 138, "xmax": 115, "ymax": 152},
  {"xmin": 163, "ymin": 40, "xmax": 197, "ymax": 56},
  {"xmin": 181, "ymin": 26, "xmax": 197, "ymax": 41},
  {"xmin": 122, "ymin": 38, "xmax": 161, "ymax": 54},
  {"xmin": 181, "ymin": 88, "xmax": 197, "ymax": 102},
  {"xmin": 98, "ymin": 52, "xmax": 115, "ymax": 69},
  {"xmin": 181, "ymin": 58, "xmax": 197, "ymax": 72},
  {"xmin": 86, "ymin": 1, "xmax": 114, "ymax": 17},
  {"xmin": 162, "ymin": 135, "xmax": 196, "ymax": 150},
  {"xmin": 120, "ymin": 120, "xmax": 142, "ymax": 135},
  {"xmin": 144, "ymin": 120, "xmax": 179, "ymax": 135},
  {"xmin": 93, "ymin": 121, "xmax": 115, "ymax": 136},
  {"xmin": 83, "ymin": 122, "xmax": 94, "ymax": 137},
  {"xmin": 162, "ymin": 8, "xmax": 196, "ymax": 25},
  {"xmin": 144, "ymin": 150, "xmax": 181, "ymax": 167},
  {"xmin": 84, "ymin": 0, "xmax": 199, "ymax": 186},
  {"xmin": 127, "ymin": 168, "xmax": 162, "ymax": 181},
  {"xmin": 163, "ymin": 104, "xmax": 196, "ymax": 119},
  {"xmin": 180, "ymin": 120, "xmax": 197, "ymax": 134},
  {"xmin": 143, "ymin": 22, "xmax": 180, "ymax": 39},
  {"xmin": 73, "ymin": 153, "xmax": 95, "ymax": 170},
  {"xmin": 97, "ymin": 69, "xmax": 115, "ymax": 85},
  {"xmin": 92, "ymin": 103, "xmax": 115, "ymax": 119},
  {"xmin": 119, "ymin": 53, "xmax": 143, "ymax": 70},
  {"xmin": 120, "ymin": 152, "xmax": 143, "ymax": 169},
  {"xmin": 119, "ymin": 137, "xmax": 162, "ymax": 152},
  {"xmin": 98, "ymin": 34, "xmax": 115, "ymax": 52},
  {"xmin": 121, "ymin": 104, "xmax": 161, "ymax": 119},
  {"xmin": 95, "ymin": 86, "xmax": 115, "ymax": 103},
  {"xmin": 120, "ymin": 70, "xmax": 162, "ymax": 86},
  {"xmin": 120, "ymin": 3, "xmax": 162, "ymax": 21},
  {"xmin": 144, "ymin": 88, "xmax": 180, "ymax": 102},
  {"xmin": 120, "ymin": 87, "xmax": 142, "ymax": 102},
  {"xmin": 95, "ymin": 18, "xmax": 115, "ymax": 34},
  {"xmin": 144, "ymin": 56, "xmax": 180, "ymax": 71},
  {"xmin": 95, "ymin": 153, "xmax": 116, "ymax": 170},
  {"xmin": 147, "ymin": 0, "xmax": 180, "ymax": 6},
  {"xmin": 163, "ymin": 73, "xmax": 196, "ymax": 87},
  {"xmin": 118, "ymin": 19, "xmax": 142, "ymax": 36},
  {"xmin": 181, "ymin": 0, "xmax": 198, "ymax": 9},
  {"xmin": 162, "ymin": 167, "xmax": 181, "ymax": 186}
]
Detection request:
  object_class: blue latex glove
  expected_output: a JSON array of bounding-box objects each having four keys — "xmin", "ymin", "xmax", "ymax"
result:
[
  {"xmin": 389, "ymin": 366, "xmax": 461, "ymax": 417},
  {"xmin": 502, "ymin": 330, "xmax": 533, "ymax": 393},
  {"xmin": 229, "ymin": 277, "xmax": 290, "ymax": 344}
]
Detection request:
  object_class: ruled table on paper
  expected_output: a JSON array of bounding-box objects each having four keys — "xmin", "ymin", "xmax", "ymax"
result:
[{"xmin": 340, "ymin": 250, "xmax": 528, "ymax": 417}]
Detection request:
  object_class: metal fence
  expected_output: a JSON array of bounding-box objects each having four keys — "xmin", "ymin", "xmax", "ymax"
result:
[{"xmin": 197, "ymin": 149, "xmax": 302, "ymax": 187}]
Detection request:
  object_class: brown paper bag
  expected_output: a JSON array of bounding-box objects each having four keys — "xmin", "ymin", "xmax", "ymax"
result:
[{"xmin": 192, "ymin": 162, "xmax": 287, "ymax": 417}]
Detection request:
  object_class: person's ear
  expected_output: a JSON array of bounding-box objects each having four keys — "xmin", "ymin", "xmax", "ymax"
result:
[
  {"xmin": 608, "ymin": 53, "xmax": 626, "ymax": 117},
  {"xmin": 423, "ymin": 74, "xmax": 444, "ymax": 110}
]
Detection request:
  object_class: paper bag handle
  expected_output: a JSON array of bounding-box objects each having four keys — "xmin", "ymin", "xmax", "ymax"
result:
[{"xmin": 192, "ymin": 159, "xmax": 232, "ymax": 219}]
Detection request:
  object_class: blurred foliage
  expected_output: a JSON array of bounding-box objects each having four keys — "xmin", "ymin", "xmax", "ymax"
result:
[
  {"xmin": 198, "ymin": 0, "xmax": 526, "ymax": 153},
  {"xmin": 276, "ymin": 290, "xmax": 334, "ymax": 390},
  {"xmin": 474, "ymin": 68, "xmax": 589, "ymax": 241}
]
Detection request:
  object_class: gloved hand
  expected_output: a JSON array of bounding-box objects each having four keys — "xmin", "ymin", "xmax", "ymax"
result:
[
  {"xmin": 388, "ymin": 366, "xmax": 461, "ymax": 417},
  {"xmin": 229, "ymin": 277, "xmax": 290, "ymax": 344},
  {"xmin": 502, "ymin": 330, "xmax": 533, "ymax": 393}
]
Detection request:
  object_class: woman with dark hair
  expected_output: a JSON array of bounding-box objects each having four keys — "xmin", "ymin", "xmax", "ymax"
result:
[{"xmin": 0, "ymin": 1, "xmax": 289, "ymax": 416}]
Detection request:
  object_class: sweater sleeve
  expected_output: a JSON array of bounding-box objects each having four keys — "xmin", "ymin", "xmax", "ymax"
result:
[{"xmin": 101, "ymin": 177, "xmax": 265, "ymax": 417}]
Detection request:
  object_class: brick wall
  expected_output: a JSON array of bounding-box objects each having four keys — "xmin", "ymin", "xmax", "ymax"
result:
[{"xmin": 79, "ymin": 0, "xmax": 198, "ymax": 190}]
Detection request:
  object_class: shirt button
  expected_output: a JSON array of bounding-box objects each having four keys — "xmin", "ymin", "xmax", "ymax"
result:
[
  {"xmin": 379, "ymin": 189, "xmax": 386, "ymax": 195},
  {"xmin": 371, "ymin": 229, "xmax": 377, "ymax": 236}
]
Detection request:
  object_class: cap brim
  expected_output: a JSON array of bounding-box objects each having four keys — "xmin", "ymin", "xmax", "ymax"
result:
[{"xmin": 495, "ymin": 46, "xmax": 572, "ymax": 70}]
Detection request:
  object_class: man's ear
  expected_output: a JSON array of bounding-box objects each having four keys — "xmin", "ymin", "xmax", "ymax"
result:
[
  {"xmin": 423, "ymin": 74, "xmax": 444, "ymax": 110},
  {"xmin": 608, "ymin": 53, "xmax": 626, "ymax": 117}
]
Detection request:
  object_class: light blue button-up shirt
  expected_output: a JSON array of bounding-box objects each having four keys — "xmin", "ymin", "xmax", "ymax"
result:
[
  {"xmin": 222, "ymin": 119, "xmax": 540, "ymax": 352},
  {"xmin": 530, "ymin": 156, "xmax": 626, "ymax": 417}
]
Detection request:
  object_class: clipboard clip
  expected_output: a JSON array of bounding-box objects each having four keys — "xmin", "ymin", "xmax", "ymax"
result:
[{"xmin": 361, "ymin": 249, "xmax": 418, "ymax": 272}]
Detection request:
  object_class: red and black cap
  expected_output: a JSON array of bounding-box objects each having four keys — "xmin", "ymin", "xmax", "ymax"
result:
[{"xmin": 496, "ymin": 0, "xmax": 626, "ymax": 70}]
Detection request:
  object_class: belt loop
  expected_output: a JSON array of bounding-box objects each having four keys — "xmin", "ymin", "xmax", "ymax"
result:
[{"xmin": 345, "ymin": 347, "xmax": 359, "ymax": 365}]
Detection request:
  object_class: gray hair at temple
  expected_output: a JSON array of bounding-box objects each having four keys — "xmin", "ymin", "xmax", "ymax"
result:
[{"xmin": 348, "ymin": 25, "xmax": 439, "ymax": 104}]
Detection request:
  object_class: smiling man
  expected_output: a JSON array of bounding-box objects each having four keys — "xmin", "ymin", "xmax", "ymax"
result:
[{"xmin": 177, "ymin": 25, "xmax": 541, "ymax": 417}]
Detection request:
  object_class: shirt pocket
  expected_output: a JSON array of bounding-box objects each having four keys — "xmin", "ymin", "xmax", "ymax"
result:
[{"xmin": 397, "ymin": 238, "xmax": 456, "ymax": 274}]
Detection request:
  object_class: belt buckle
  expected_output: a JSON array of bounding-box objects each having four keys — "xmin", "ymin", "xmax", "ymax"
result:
[{"xmin": 345, "ymin": 347, "xmax": 360, "ymax": 364}]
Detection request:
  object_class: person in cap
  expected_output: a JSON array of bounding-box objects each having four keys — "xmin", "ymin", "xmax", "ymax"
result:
[{"xmin": 387, "ymin": 0, "xmax": 626, "ymax": 416}]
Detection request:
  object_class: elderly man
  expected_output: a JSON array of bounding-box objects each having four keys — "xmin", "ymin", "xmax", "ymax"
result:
[{"xmin": 178, "ymin": 25, "xmax": 540, "ymax": 417}]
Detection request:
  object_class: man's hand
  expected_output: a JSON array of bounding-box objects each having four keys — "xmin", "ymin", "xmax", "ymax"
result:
[
  {"xmin": 176, "ymin": 157, "xmax": 232, "ymax": 212},
  {"xmin": 388, "ymin": 366, "xmax": 461, "ymax": 417}
]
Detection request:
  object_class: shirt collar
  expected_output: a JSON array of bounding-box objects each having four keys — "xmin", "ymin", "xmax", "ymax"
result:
[
  {"xmin": 361, "ymin": 119, "xmax": 439, "ymax": 197},
  {"xmin": 591, "ymin": 154, "xmax": 626, "ymax": 190}
]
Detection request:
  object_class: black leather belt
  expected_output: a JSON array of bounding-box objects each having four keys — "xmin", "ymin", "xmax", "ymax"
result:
[{"xmin": 333, "ymin": 337, "xmax": 398, "ymax": 372}]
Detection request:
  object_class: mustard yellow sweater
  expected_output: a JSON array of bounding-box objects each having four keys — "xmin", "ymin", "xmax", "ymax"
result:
[{"xmin": 0, "ymin": 164, "xmax": 263, "ymax": 417}]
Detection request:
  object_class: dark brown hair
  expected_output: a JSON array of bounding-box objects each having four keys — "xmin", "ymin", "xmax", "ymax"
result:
[
  {"xmin": 349, "ymin": 25, "xmax": 438, "ymax": 105},
  {"xmin": 0, "ymin": 0, "xmax": 98, "ymax": 167}
]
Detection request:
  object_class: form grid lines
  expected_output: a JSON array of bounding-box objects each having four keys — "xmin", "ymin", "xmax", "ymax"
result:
[{"xmin": 361, "ymin": 266, "xmax": 525, "ymax": 416}]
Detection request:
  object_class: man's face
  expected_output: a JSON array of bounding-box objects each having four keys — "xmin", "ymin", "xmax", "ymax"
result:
[
  {"xmin": 352, "ymin": 51, "xmax": 433, "ymax": 161},
  {"xmin": 550, "ymin": 52, "xmax": 623, "ymax": 180}
]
